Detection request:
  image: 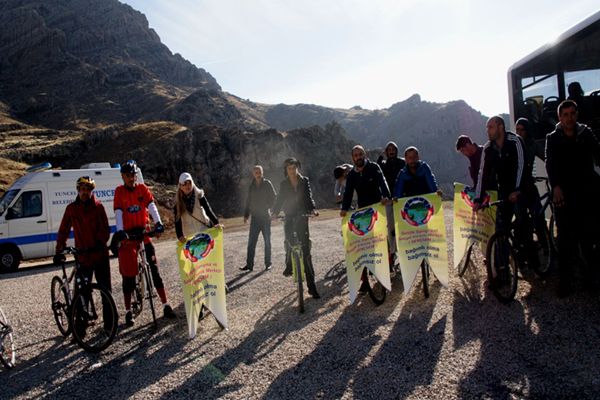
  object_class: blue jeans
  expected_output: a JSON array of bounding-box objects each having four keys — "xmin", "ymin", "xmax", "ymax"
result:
[{"xmin": 246, "ymin": 214, "xmax": 272, "ymax": 267}]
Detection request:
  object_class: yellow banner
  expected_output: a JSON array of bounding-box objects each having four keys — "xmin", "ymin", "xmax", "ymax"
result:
[
  {"xmin": 452, "ymin": 183, "xmax": 497, "ymax": 269},
  {"xmin": 177, "ymin": 227, "xmax": 227, "ymax": 339},
  {"xmin": 394, "ymin": 193, "xmax": 449, "ymax": 293},
  {"xmin": 342, "ymin": 203, "xmax": 391, "ymax": 304}
]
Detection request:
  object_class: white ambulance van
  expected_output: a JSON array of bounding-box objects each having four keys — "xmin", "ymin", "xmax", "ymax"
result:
[{"xmin": 0, "ymin": 163, "xmax": 143, "ymax": 272}]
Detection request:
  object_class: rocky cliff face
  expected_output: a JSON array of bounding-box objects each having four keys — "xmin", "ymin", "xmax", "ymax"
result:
[
  {"xmin": 0, "ymin": 0, "xmax": 222, "ymax": 128},
  {"xmin": 0, "ymin": 121, "xmax": 354, "ymax": 215}
]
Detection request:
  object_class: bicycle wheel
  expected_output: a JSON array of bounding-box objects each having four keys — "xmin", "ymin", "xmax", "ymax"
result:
[
  {"xmin": 293, "ymin": 250, "xmax": 305, "ymax": 314},
  {"xmin": 51, "ymin": 276, "xmax": 71, "ymax": 336},
  {"xmin": 366, "ymin": 268, "xmax": 386, "ymax": 305},
  {"xmin": 457, "ymin": 243, "xmax": 474, "ymax": 277},
  {"xmin": 486, "ymin": 232, "xmax": 518, "ymax": 303},
  {"xmin": 421, "ymin": 261, "xmax": 430, "ymax": 298},
  {"xmin": 131, "ymin": 267, "xmax": 144, "ymax": 318},
  {"xmin": 0, "ymin": 307, "xmax": 15, "ymax": 369},
  {"xmin": 533, "ymin": 223, "xmax": 554, "ymax": 277},
  {"xmin": 70, "ymin": 283, "xmax": 118, "ymax": 353},
  {"xmin": 143, "ymin": 266, "xmax": 157, "ymax": 328}
]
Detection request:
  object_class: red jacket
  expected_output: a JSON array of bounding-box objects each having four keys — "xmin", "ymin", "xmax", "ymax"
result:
[{"xmin": 56, "ymin": 194, "xmax": 110, "ymax": 267}]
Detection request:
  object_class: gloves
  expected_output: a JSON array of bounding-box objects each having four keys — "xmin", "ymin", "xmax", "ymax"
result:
[
  {"xmin": 114, "ymin": 230, "xmax": 128, "ymax": 242},
  {"xmin": 155, "ymin": 222, "xmax": 164, "ymax": 234},
  {"xmin": 53, "ymin": 253, "xmax": 66, "ymax": 265}
]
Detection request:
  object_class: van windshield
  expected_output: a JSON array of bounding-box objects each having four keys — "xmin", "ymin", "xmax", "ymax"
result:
[{"xmin": 0, "ymin": 189, "xmax": 20, "ymax": 216}]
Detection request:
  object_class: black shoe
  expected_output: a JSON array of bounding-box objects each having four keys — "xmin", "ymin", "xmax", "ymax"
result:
[
  {"xmin": 240, "ymin": 265, "xmax": 253, "ymax": 272},
  {"xmin": 125, "ymin": 311, "xmax": 135, "ymax": 327},
  {"xmin": 283, "ymin": 268, "xmax": 293, "ymax": 277},
  {"xmin": 309, "ymin": 290, "xmax": 321, "ymax": 299},
  {"xmin": 163, "ymin": 304, "xmax": 177, "ymax": 319},
  {"xmin": 265, "ymin": 264, "xmax": 272, "ymax": 271}
]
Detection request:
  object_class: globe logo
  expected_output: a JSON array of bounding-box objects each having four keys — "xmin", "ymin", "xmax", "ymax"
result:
[
  {"xmin": 460, "ymin": 187, "xmax": 490, "ymax": 208},
  {"xmin": 184, "ymin": 233, "xmax": 215, "ymax": 262},
  {"xmin": 348, "ymin": 207, "xmax": 378, "ymax": 236},
  {"xmin": 401, "ymin": 197, "xmax": 434, "ymax": 226}
]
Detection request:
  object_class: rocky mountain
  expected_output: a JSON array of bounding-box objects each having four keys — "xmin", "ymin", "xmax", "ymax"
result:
[{"xmin": 0, "ymin": 0, "xmax": 492, "ymax": 216}]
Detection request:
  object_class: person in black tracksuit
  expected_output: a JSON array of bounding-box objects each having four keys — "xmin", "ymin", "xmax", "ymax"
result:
[
  {"xmin": 474, "ymin": 116, "xmax": 538, "ymax": 269},
  {"xmin": 272, "ymin": 158, "xmax": 320, "ymax": 299},
  {"xmin": 546, "ymin": 100, "xmax": 600, "ymax": 296}
]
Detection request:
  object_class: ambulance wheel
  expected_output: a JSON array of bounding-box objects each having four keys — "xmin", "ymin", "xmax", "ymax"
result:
[{"xmin": 0, "ymin": 246, "xmax": 20, "ymax": 273}]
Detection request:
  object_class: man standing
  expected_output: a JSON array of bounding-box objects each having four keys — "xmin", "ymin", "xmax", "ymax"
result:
[
  {"xmin": 341, "ymin": 145, "xmax": 391, "ymax": 293},
  {"xmin": 55, "ymin": 176, "xmax": 112, "ymax": 336},
  {"xmin": 272, "ymin": 158, "xmax": 320, "ymax": 299},
  {"xmin": 546, "ymin": 100, "xmax": 600, "ymax": 296},
  {"xmin": 114, "ymin": 160, "xmax": 176, "ymax": 327},
  {"xmin": 474, "ymin": 116, "xmax": 538, "ymax": 269},
  {"xmin": 394, "ymin": 146, "xmax": 440, "ymax": 198},
  {"xmin": 241, "ymin": 165, "xmax": 276, "ymax": 272},
  {"xmin": 55, "ymin": 176, "xmax": 111, "ymax": 290},
  {"xmin": 456, "ymin": 134, "xmax": 486, "ymax": 189},
  {"xmin": 376, "ymin": 141, "xmax": 406, "ymax": 191}
]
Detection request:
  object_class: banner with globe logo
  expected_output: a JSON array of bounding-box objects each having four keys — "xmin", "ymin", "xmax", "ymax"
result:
[
  {"xmin": 393, "ymin": 193, "xmax": 449, "ymax": 293},
  {"xmin": 452, "ymin": 183, "xmax": 497, "ymax": 270},
  {"xmin": 342, "ymin": 203, "xmax": 391, "ymax": 304},
  {"xmin": 177, "ymin": 227, "xmax": 227, "ymax": 338}
]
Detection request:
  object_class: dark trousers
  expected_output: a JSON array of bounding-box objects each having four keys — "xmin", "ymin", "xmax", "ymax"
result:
[
  {"xmin": 284, "ymin": 216, "xmax": 317, "ymax": 293},
  {"xmin": 246, "ymin": 214, "xmax": 272, "ymax": 267},
  {"xmin": 78, "ymin": 252, "xmax": 113, "ymax": 328},
  {"xmin": 555, "ymin": 204, "xmax": 599, "ymax": 285},
  {"xmin": 496, "ymin": 197, "xmax": 538, "ymax": 267}
]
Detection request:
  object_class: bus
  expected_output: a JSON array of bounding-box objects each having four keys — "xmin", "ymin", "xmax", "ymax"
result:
[{"xmin": 507, "ymin": 10, "xmax": 600, "ymax": 141}]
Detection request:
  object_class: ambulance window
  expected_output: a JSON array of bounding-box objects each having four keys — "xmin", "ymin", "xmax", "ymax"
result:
[{"xmin": 10, "ymin": 191, "xmax": 43, "ymax": 218}]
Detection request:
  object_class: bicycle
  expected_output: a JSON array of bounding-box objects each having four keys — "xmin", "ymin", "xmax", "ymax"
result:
[
  {"xmin": 482, "ymin": 200, "xmax": 539, "ymax": 303},
  {"xmin": 124, "ymin": 227, "xmax": 160, "ymax": 328},
  {"xmin": 0, "ymin": 306, "xmax": 15, "ymax": 369},
  {"xmin": 279, "ymin": 215, "xmax": 321, "ymax": 313},
  {"xmin": 50, "ymin": 247, "xmax": 118, "ymax": 353},
  {"xmin": 532, "ymin": 177, "xmax": 558, "ymax": 276}
]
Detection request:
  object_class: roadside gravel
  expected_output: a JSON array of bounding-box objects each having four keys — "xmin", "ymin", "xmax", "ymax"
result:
[{"xmin": 1, "ymin": 209, "xmax": 600, "ymax": 399}]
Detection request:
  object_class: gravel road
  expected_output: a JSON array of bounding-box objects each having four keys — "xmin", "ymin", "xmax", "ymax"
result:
[{"xmin": 2, "ymin": 210, "xmax": 600, "ymax": 399}]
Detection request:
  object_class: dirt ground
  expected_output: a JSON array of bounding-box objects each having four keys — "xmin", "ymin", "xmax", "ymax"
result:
[{"xmin": 1, "ymin": 208, "xmax": 600, "ymax": 399}]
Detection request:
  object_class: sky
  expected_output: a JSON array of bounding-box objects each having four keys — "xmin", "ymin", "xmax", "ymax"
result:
[{"xmin": 121, "ymin": 0, "xmax": 599, "ymax": 116}]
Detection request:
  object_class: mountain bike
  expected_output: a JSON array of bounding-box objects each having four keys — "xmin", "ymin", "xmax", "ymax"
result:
[
  {"xmin": 50, "ymin": 247, "xmax": 118, "ymax": 353},
  {"xmin": 532, "ymin": 177, "xmax": 557, "ymax": 276},
  {"xmin": 0, "ymin": 306, "xmax": 15, "ymax": 369},
  {"xmin": 125, "ymin": 227, "xmax": 160, "ymax": 328}
]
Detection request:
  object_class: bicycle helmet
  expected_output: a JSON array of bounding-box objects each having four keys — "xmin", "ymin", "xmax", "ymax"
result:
[
  {"xmin": 76, "ymin": 176, "xmax": 96, "ymax": 190},
  {"xmin": 120, "ymin": 160, "xmax": 138, "ymax": 174}
]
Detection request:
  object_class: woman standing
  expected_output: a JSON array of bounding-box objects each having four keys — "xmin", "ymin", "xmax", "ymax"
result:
[{"xmin": 175, "ymin": 172, "xmax": 220, "ymax": 241}]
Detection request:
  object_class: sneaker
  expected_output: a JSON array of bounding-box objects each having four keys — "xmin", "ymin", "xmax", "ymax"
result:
[
  {"xmin": 125, "ymin": 311, "xmax": 135, "ymax": 327},
  {"xmin": 265, "ymin": 264, "xmax": 272, "ymax": 271},
  {"xmin": 163, "ymin": 304, "xmax": 177, "ymax": 319},
  {"xmin": 283, "ymin": 267, "xmax": 293, "ymax": 277},
  {"xmin": 308, "ymin": 290, "xmax": 321, "ymax": 299},
  {"xmin": 240, "ymin": 265, "xmax": 253, "ymax": 272}
]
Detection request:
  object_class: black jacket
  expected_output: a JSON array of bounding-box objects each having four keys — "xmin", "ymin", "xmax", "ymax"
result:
[
  {"xmin": 342, "ymin": 160, "xmax": 390, "ymax": 210},
  {"xmin": 376, "ymin": 155, "xmax": 406, "ymax": 191},
  {"xmin": 476, "ymin": 131, "xmax": 532, "ymax": 201},
  {"xmin": 272, "ymin": 175, "xmax": 316, "ymax": 216},
  {"xmin": 545, "ymin": 122, "xmax": 600, "ymax": 200},
  {"xmin": 244, "ymin": 178, "xmax": 276, "ymax": 219}
]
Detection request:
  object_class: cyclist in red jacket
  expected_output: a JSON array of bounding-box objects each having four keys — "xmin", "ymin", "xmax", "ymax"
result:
[
  {"xmin": 113, "ymin": 160, "xmax": 176, "ymax": 327},
  {"xmin": 55, "ymin": 176, "xmax": 111, "ymax": 292}
]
